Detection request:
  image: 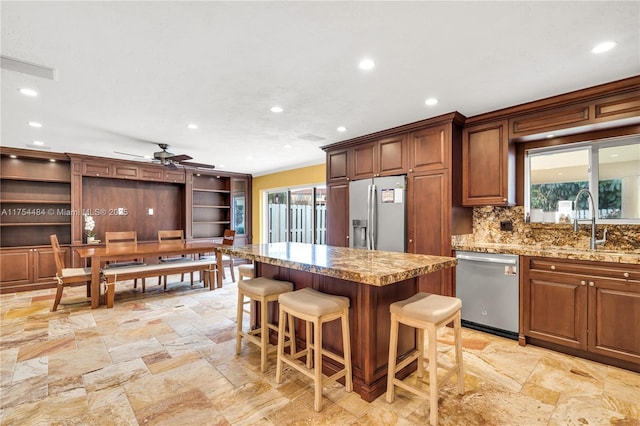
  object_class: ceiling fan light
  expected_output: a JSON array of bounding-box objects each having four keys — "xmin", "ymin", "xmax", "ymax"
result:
[{"xmin": 187, "ymin": 123, "xmax": 198, "ymax": 129}]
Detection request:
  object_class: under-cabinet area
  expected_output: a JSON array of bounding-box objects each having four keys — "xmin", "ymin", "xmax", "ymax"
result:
[{"xmin": 522, "ymin": 257, "xmax": 639, "ymax": 371}]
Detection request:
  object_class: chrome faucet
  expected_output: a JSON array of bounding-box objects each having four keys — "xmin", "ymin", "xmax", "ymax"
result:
[{"xmin": 573, "ymin": 189, "xmax": 607, "ymax": 250}]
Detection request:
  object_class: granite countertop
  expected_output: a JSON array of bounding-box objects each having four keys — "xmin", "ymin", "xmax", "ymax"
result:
[
  {"xmin": 218, "ymin": 242, "xmax": 457, "ymax": 286},
  {"xmin": 453, "ymin": 242, "xmax": 640, "ymax": 265}
]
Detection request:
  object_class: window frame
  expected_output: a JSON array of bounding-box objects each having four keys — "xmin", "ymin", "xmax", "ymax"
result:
[{"xmin": 525, "ymin": 134, "xmax": 640, "ymax": 224}]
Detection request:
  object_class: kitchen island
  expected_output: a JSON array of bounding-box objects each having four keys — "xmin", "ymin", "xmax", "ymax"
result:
[{"xmin": 217, "ymin": 242, "xmax": 457, "ymax": 402}]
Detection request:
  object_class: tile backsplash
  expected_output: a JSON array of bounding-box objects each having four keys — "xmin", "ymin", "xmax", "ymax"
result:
[{"xmin": 452, "ymin": 206, "xmax": 640, "ymax": 251}]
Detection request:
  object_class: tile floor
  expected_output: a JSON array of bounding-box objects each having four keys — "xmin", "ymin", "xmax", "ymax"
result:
[{"xmin": 1, "ymin": 271, "xmax": 638, "ymax": 425}]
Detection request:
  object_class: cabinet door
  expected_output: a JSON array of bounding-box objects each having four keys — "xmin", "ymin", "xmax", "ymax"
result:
[
  {"xmin": 407, "ymin": 170, "xmax": 450, "ymax": 295},
  {"xmin": 113, "ymin": 164, "xmax": 139, "ymax": 180},
  {"xmin": 462, "ymin": 120, "xmax": 514, "ymax": 206},
  {"xmin": 378, "ymin": 135, "xmax": 407, "ymax": 176},
  {"xmin": 408, "ymin": 125, "xmax": 448, "ymax": 172},
  {"xmin": 588, "ymin": 278, "xmax": 640, "ymax": 364},
  {"xmin": 140, "ymin": 167, "xmax": 164, "ymax": 181},
  {"xmin": 326, "ymin": 181, "xmax": 349, "ymax": 247},
  {"xmin": 0, "ymin": 249, "xmax": 32, "ymax": 287},
  {"xmin": 523, "ymin": 268, "xmax": 588, "ymax": 350},
  {"xmin": 164, "ymin": 170, "xmax": 185, "ymax": 183},
  {"xmin": 351, "ymin": 142, "xmax": 376, "ymax": 180},
  {"xmin": 83, "ymin": 161, "xmax": 111, "ymax": 177},
  {"xmin": 33, "ymin": 246, "xmax": 65, "ymax": 283},
  {"xmin": 327, "ymin": 149, "xmax": 349, "ymax": 182}
]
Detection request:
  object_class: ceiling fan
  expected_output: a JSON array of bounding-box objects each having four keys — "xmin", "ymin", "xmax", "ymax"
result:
[{"xmin": 116, "ymin": 143, "xmax": 215, "ymax": 169}]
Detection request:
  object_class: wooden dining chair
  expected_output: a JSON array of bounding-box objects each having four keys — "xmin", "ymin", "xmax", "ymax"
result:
[
  {"xmin": 200, "ymin": 229, "xmax": 236, "ymax": 283},
  {"xmin": 157, "ymin": 229, "xmax": 194, "ymax": 289},
  {"xmin": 104, "ymin": 231, "xmax": 146, "ymax": 290},
  {"xmin": 50, "ymin": 234, "xmax": 92, "ymax": 311}
]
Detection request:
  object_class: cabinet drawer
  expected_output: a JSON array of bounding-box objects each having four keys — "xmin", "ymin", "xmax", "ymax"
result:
[{"xmin": 528, "ymin": 257, "xmax": 639, "ymax": 281}]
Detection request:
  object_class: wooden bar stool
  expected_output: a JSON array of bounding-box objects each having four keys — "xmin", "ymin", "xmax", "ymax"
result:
[
  {"xmin": 236, "ymin": 277, "xmax": 294, "ymax": 372},
  {"xmin": 386, "ymin": 292, "xmax": 464, "ymax": 426},
  {"xmin": 276, "ymin": 287, "xmax": 352, "ymax": 412},
  {"xmin": 238, "ymin": 263, "xmax": 255, "ymax": 281}
]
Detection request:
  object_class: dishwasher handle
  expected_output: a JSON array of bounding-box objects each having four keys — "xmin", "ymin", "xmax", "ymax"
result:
[{"xmin": 456, "ymin": 253, "xmax": 517, "ymax": 266}]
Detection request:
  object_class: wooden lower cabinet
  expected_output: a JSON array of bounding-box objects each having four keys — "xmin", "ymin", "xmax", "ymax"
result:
[
  {"xmin": 0, "ymin": 246, "xmax": 67, "ymax": 293},
  {"xmin": 522, "ymin": 256, "xmax": 640, "ymax": 370}
]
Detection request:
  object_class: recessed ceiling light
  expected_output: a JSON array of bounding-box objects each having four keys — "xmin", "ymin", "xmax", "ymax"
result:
[
  {"xmin": 28, "ymin": 121, "xmax": 42, "ymax": 128},
  {"xmin": 32, "ymin": 140, "xmax": 45, "ymax": 146},
  {"xmin": 187, "ymin": 123, "xmax": 198, "ymax": 130},
  {"xmin": 337, "ymin": 126, "xmax": 347, "ymax": 132},
  {"xmin": 591, "ymin": 41, "xmax": 617, "ymax": 54},
  {"xmin": 218, "ymin": 164, "xmax": 225, "ymax": 168},
  {"xmin": 9, "ymin": 155, "xmax": 17, "ymax": 159},
  {"xmin": 283, "ymin": 144, "xmax": 292, "ymax": 149},
  {"xmin": 270, "ymin": 106, "xmax": 283, "ymax": 113},
  {"xmin": 359, "ymin": 58, "xmax": 375, "ymax": 71},
  {"xmin": 424, "ymin": 97, "xmax": 438, "ymax": 106},
  {"xmin": 49, "ymin": 159, "xmax": 56, "ymax": 162},
  {"xmin": 19, "ymin": 88, "xmax": 38, "ymax": 97}
]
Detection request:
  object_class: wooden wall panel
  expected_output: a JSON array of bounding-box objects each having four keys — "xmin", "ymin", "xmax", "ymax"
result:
[{"xmin": 82, "ymin": 177, "xmax": 183, "ymax": 242}]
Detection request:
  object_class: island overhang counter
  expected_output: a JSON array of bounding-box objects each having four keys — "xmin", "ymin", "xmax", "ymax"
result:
[{"xmin": 217, "ymin": 242, "xmax": 458, "ymax": 402}]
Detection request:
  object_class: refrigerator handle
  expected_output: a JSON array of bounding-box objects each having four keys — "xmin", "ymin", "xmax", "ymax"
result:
[
  {"xmin": 371, "ymin": 183, "xmax": 377, "ymax": 250},
  {"xmin": 366, "ymin": 184, "xmax": 372, "ymax": 250}
]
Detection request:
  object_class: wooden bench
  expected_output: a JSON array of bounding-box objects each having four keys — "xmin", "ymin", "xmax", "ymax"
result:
[{"xmin": 102, "ymin": 259, "xmax": 218, "ymax": 308}]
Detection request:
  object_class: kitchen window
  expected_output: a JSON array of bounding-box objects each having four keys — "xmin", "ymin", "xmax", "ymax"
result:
[{"xmin": 525, "ymin": 134, "xmax": 639, "ymax": 224}]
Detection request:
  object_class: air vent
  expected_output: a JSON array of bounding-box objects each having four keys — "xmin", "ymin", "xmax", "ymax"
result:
[
  {"xmin": 1, "ymin": 55, "xmax": 57, "ymax": 80},
  {"xmin": 298, "ymin": 133, "xmax": 326, "ymax": 142}
]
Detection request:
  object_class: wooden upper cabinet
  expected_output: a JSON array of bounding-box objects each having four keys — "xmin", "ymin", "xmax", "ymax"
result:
[
  {"xmin": 377, "ymin": 135, "xmax": 407, "ymax": 176},
  {"xmin": 83, "ymin": 160, "xmax": 112, "ymax": 177},
  {"xmin": 113, "ymin": 164, "xmax": 139, "ymax": 180},
  {"xmin": 462, "ymin": 120, "xmax": 514, "ymax": 206},
  {"xmin": 351, "ymin": 135, "xmax": 406, "ymax": 180},
  {"xmin": 164, "ymin": 169, "xmax": 185, "ymax": 183},
  {"xmin": 509, "ymin": 101, "xmax": 591, "ymax": 139},
  {"xmin": 408, "ymin": 125, "xmax": 448, "ymax": 173},
  {"xmin": 509, "ymin": 88, "xmax": 640, "ymax": 140},
  {"xmin": 351, "ymin": 142, "xmax": 376, "ymax": 180},
  {"xmin": 327, "ymin": 149, "xmax": 349, "ymax": 182},
  {"xmin": 140, "ymin": 166, "xmax": 164, "ymax": 181}
]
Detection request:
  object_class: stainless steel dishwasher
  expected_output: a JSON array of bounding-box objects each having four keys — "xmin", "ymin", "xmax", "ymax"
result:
[{"xmin": 455, "ymin": 251, "xmax": 519, "ymax": 339}]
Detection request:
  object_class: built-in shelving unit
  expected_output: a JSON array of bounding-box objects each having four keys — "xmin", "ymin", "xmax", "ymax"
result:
[
  {"xmin": 1, "ymin": 157, "xmax": 72, "ymax": 247},
  {"xmin": 192, "ymin": 174, "xmax": 231, "ymax": 239}
]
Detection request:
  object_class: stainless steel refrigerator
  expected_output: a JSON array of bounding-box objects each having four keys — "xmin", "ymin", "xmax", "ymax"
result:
[{"xmin": 349, "ymin": 175, "xmax": 406, "ymax": 252}]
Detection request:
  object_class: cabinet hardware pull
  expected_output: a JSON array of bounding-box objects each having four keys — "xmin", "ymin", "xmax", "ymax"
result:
[
  {"xmin": 589, "ymin": 281, "xmax": 595, "ymax": 286},
  {"xmin": 409, "ymin": 169, "xmax": 413, "ymax": 172},
  {"xmin": 503, "ymin": 198, "xmax": 507, "ymax": 202},
  {"xmin": 581, "ymin": 280, "xmax": 586, "ymax": 286},
  {"xmin": 550, "ymin": 265, "xmax": 556, "ymax": 270},
  {"xmin": 624, "ymin": 272, "xmax": 630, "ymax": 278},
  {"xmin": 408, "ymin": 239, "xmax": 413, "ymax": 243}
]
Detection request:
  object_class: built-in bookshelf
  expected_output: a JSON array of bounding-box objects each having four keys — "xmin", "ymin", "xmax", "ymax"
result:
[{"xmin": 192, "ymin": 174, "xmax": 231, "ymax": 239}]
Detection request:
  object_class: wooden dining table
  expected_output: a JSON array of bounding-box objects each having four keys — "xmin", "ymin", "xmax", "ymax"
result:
[{"xmin": 75, "ymin": 240, "xmax": 222, "ymax": 308}]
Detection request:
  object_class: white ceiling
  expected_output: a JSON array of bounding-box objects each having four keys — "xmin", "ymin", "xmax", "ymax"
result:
[{"xmin": 1, "ymin": 1, "xmax": 639, "ymax": 176}]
